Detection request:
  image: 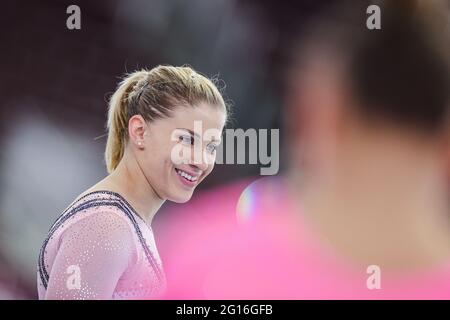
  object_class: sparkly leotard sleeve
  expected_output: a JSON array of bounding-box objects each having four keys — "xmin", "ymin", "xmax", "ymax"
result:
[{"xmin": 37, "ymin": 191, "xmax": 166, "ymax": 300}]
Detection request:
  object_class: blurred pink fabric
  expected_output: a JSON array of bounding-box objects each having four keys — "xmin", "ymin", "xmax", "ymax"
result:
[{"xmin": 161, "ymin": 177, "xmax": 450, "ymax": 299}]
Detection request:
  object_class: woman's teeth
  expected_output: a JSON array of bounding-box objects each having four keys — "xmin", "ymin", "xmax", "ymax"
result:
[{"xmin": 175, "ymin": 169, "xmax": 198, "ymax": 182}]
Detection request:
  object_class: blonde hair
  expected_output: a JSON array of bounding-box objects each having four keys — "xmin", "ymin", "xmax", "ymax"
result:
[{"xmin": 105, "ymin": 65, "xmax": 227, "ymax": 173}]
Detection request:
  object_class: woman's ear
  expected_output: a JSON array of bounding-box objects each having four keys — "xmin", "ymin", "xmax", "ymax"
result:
[{"xmin": 128, "ymin": 115, "xmax": 147, "ymax": 149}]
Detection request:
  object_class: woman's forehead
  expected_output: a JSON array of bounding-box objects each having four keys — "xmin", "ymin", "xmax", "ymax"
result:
[{"xmin": 169, "ymin": 103, "xmax": 226, "ymax": 128}]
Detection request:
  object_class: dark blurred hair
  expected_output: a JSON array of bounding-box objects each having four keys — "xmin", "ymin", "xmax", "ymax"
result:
[{"xmin": 296, "ymin": 0, "xmax": 450, "ymax": 135}]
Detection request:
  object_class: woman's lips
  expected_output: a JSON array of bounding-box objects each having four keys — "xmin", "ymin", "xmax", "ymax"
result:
[{"xmin": 175, "ymin": 168, "xmax": 200, "ymax": 187}]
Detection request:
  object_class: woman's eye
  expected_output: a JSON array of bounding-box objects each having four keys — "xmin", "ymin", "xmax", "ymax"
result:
[
  {"xmin": 206, "ymin": 144, "xmax": 217, "ymax": 154},
  {"xmin": 180, "ymin": 135, "xmax": 194, "ymax": 145}
]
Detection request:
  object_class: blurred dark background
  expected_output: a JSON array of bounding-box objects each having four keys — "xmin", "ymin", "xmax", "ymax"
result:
[{"xmin": 0, "ymin": 0, "xmax": 333, "ymax": 298}]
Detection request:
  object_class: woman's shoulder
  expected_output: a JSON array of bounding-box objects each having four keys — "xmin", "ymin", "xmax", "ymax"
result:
[
  {"xmin": 51, "ymin": 190, "xmax": 142, "ymax": 244},
  {"xmin": 64, "ymin": 189, "xmax": 139, "ymax": 219},
  {"xmin": 58, "ymin": 208, "xmax": 136, "ymax": 250}
]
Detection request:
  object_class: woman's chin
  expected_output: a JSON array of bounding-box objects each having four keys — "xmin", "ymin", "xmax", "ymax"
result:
[{"xmin": 168, "ymin": 192, "xmax": 194, "ymax": 203}]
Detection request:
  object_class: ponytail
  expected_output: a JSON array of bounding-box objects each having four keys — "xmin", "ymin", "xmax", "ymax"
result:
[{"xmin": 105, "ymin": 70, "xmax": 148, "ymax": 173}]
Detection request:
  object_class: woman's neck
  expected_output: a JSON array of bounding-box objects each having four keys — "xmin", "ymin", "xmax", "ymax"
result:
[{"xmin": 90, "ymin": 152, "xmax": 165, "ymax": 225}]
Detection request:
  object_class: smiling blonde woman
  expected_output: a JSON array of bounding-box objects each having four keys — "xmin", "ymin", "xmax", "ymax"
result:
[{"xmin": 37, "ymin": 65, "xmax": 228, "ymax": 299}]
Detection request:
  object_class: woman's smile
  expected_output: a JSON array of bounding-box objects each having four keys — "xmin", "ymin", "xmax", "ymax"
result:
[{"xmin": 174, "ymin": 167, "xmax": 201, "ymax": 188}]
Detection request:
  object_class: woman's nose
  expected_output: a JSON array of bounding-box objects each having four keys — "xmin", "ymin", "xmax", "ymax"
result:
[
  {"xmin": 189, "ymin": 160, "xmax": 208, "ymax": 172},
  {"xmin": 189, "ymin": 152, "xmax": 209, "ymax": 171}
]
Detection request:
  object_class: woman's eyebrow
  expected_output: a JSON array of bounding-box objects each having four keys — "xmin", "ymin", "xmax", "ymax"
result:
[
  {"xmin": 208, "ymin": 137, "xmax": 221, "ymax": 144},
  {"xmin": 176, "ymin": 128, "xmax": 201, "ymax": 139},
  {"xmin": 176, "ymin": 128, "xmax": 222, "ymax": 143}
]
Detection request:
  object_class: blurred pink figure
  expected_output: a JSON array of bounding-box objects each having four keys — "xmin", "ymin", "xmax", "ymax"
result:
[{"xmin": 161, "ymin": 177, "xmax": 450, "ymax": 299}]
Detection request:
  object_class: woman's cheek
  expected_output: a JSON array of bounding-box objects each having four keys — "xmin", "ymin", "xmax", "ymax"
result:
[
  {"xmin": 206, "ymin": 159, "xmax": 216, "ymax": 175},
  {"xmin": 170, "ymin": 143, "xmax": 191, "ymax": 165},
  {"xmin": 204, "ymin": 152, "xmax": 214, "ymax": 169}
]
